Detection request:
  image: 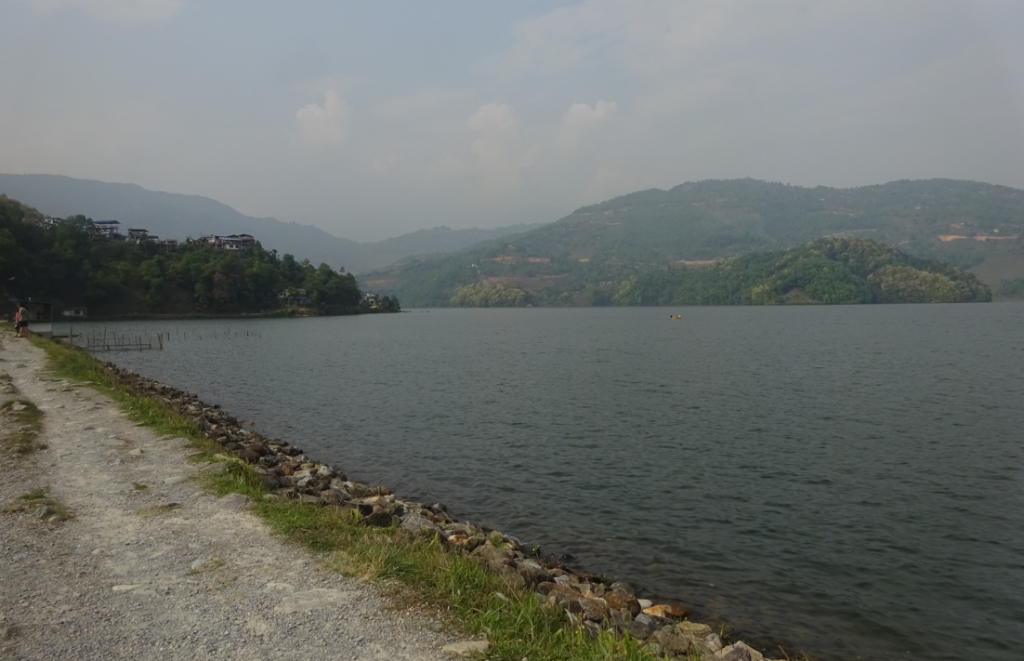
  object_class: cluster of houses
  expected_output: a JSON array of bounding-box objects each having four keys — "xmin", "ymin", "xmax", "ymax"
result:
[
  {"xmin": 88, "ymin": 220, "xmax": 256, "ymax": 252},
  {"xmin": 276, "ymin": 291, "xmax": 383, "ymax": 308},
  {"xmin": 90, "ymin": 220, "xmax": 178, "ymax": 250},
  {"xmin": 189, "ymin": 233, "xmax": 255, "ymax": 250}
]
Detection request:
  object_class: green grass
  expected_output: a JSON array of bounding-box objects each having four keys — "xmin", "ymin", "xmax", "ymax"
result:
[
  {"xmin": 3, "ymin": 486, "xmax": 73, "ymax": 521},
  {"xmin": 28, "ymin": 334, "xmax": 223, "ymax": 461},
  {"xmin": 0, "ymin": 391, "xmax": 46, "ymax": 456},
  {"xmin": 29, "ymin": 335, "xmax": 675, "ymax": 661}
]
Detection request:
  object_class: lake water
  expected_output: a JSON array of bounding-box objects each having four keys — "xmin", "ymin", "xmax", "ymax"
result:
[{"xmin": 60, "ymin": 305, "xmax": 1024, "ymax": 661}]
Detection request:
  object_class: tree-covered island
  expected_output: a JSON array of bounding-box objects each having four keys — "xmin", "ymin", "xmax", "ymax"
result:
[
  {"xmin": 442, "ymin": 237, "xmax": 990, "ymax": 307},
  {"xmin": 0, "ymin": 195, "xmax": 399, "ymax": 317},
  {"xmin": 611, "ymin": 237, "xmax": 990, "ymax": 306}
]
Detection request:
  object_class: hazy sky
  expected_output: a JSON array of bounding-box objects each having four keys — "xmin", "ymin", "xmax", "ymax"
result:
[{"xmin": 2, "ymin": 1, "xmax": 1024, "ymax": 241}]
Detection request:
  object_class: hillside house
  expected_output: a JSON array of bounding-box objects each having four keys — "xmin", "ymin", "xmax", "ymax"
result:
[
  {"xmin": 279, "ymin": 288, "xmax": 309, "ymax": 305},
  {"xmin": 128, "ymin": 228, "xmax": 157, "ymax": 242},
  {"xmin": 198, "ymin": 234, "xmax": 255, "ymax": 250},
  {"xmin": 92, "ymin": 220, "xmax": 122, "ymax": 239},
  {"xmin": 62, "ymin": 306, "xmax": 88, "ymax": 318}
]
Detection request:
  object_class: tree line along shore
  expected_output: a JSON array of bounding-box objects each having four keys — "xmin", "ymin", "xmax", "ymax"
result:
[{"xmin": 0, "ymin": 195, "xmax": 399, "ymax": 318}]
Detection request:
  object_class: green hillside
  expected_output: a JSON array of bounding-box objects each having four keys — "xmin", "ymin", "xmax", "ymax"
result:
[
  {"xmin": 361, "ymin": 179, "xmax": 1020, "ymax": 306},
  {"xmin": 614, "ymin": 237, "xmax": 989, "ymax": 306},
  {"xmin": 0, "ymin": 195, "xmax": 398, "ymax": 317}
]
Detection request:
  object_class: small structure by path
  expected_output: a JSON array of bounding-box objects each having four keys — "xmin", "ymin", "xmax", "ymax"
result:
[{"xmin": 0, "ymin": 336, "xmax": 454, "ymax": 661}]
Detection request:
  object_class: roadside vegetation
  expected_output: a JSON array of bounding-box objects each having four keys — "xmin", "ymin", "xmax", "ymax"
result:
[
  {"xmin": 0, "ymin": 352, "xmax": 46, "ymax": 457},
  {"xmin": 2, "ymin": 486, "xmax": 73, "ymax": 522},
  {"xmin": 28, "ymin": 334, "xmax": 676, "ymax": 661}
]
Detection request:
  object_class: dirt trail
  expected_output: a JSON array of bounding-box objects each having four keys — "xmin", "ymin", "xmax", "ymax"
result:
[{"xmin": 0, "ymin": 336, "xmax": 453, "ymax": 661}]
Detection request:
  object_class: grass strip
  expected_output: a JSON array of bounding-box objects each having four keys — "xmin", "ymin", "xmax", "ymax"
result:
[
  {"xmin": 0, "ymin": 397, "xmax": 46, "ymax": 455},
  {"xmin": 28, "ymin": 335, "xmax": 676, "ymax": 661},
  {"xmin": 3, "ymin": 486, "xmax": 74, "ymax": 522},
  {"xmin": 0, "ymin": 354, "xmax": 47, "ymax": 456}
]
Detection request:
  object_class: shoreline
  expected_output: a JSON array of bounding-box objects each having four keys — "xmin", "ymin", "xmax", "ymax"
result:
[
  {"xmin": 55, "ymin": 307, "xmax": 401, "ymax": 322},
  {"xmin": 0, "ymin": 332, "xmax": 456, "ymax": 661},
  {"xmin": 88, "ymin": 346, "xmax": 796, "ymax": 661}
]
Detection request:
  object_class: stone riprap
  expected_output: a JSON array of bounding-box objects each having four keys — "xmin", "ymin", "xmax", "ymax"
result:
[{"xmin": 99, "ymin": 361, "xmax": 785, "ymax": 661}]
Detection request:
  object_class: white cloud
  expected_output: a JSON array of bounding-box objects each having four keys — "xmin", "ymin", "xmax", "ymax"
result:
[
  {"xmin": 295, "ymin": 92, "xmax": 352, "ymax": 146},
  {"xmin": 15, "ymin": 0, "xmax": 180, "ymax": 22},
  {"xmin": 466, "ymin": 103, "xmax": 539, "ymax": 195},
  {"xmin": 556, "ymin": 100, "xmax": 617, "ymax": 150}
]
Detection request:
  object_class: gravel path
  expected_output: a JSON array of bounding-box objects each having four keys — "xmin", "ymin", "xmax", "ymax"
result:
[{"xmin": 0, "ymin": 336, "xmax": 455, "ymax": 661}]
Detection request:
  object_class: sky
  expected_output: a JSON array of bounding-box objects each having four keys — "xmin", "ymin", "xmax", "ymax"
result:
[{"xmin": 2, "ymin": 1, "xmax": 1024, "ymax": 242}]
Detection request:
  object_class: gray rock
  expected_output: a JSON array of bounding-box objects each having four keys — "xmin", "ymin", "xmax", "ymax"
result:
[
  {"xmin": 399, "ymin": 513, "xmax": 436, "ymax": 535},
  {"xmin": 608, "ymin": 607, "xmax": 629, "ymax": 633},
  {"xmin": 578, "ymin": 595, "xmax": 608, "ymax": 622},
  {"xmin": 321, "ymin": 488, "xmax": 351, "ymax": 506},
  {"xmin": 609, "ymin": 581, "xmax": 635, "ymax": 595},
  {"xmin": 651, "ymin": 629, "xmax": 696, "ymax": 655},
  {"xmin": 163, "ymin": 476, "xmax": 188, "ymax": 486},
  {"xmin": 470, "ymin": 542, "xmax": 514, "ymax": 570},
  {"xmin": 514, "ymin": 558, "xmax": 551, "ymax": 586},
  {"xmin": 730, "ymin": 642, "xmax": 767, "ymax": 661},
  {"xmin": 494, "ymin": 564, "xmax": 527, "ymax": 590},
  {"xmin": 217, "ymin": 493, "xmax": 252, "ymax": 510},
  {"xmin": 720, "ymin": 642, "xmax": 756, "ymax": 661},
  {"xmin": 632, "ymin": 612, "xmax": 661, "ymax": 633},
  {"xmin": 677, "ymin": 621, "xmax": 713, "ymax": 637},
  {"xmin": 441, "ymin": 640, "xmax": 489, "ymax": 657},
  {"xmin": 554, "ymin": 573, "xmax": 578, "ymax": 587},
  {"xmin": 274, "ymin": 589, "xmax": 355, "ymax": 614},
  {"xmin": 704, "ymin": 632, "xmax": 724, "ymax": 653},
  {"xmin": 625, "ymin": 619, "xmax": 653, "ymax": 640},
  {"xmin": 361, "ymin": 511, "xmax": 395, "ymax": 528},
  {"xmin": 543, "ymin": 584, "xmax": 585, "ymax": 613}
]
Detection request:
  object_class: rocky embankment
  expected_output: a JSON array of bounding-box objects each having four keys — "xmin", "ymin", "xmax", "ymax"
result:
[{"xmin": 105, "ymin": 362, "xmax": 783, "ymax": 661}]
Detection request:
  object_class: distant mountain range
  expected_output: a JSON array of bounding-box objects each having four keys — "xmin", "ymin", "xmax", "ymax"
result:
[
  {"xmin": 0, "ymin": 174, "xmax": 543, "ymax": 274},
  {"xmin": 360, "ymin": 178, "xmax": 1024, "ymax": 306}
]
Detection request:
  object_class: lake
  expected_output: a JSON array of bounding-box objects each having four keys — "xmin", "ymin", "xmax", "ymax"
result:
[{"xmin": 60, "ymin": 305, "xmax": 1024, "ymax": 661}]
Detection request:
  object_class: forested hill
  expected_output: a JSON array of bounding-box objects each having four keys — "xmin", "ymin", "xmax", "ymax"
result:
[
  {"xmin": 0, "ymin": 174, "xmax": 544, "ymax": 273},
  {"xmin": 0, "ymin": 195, "xmax": 398, "ymax": 317},
  {"xmin": 613, "ymin": 237, "xmax": 990, "ymax": 306},
  {"xmin": 362, "ymin": 178, "xmax": 1021, "ymax": 306}
]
